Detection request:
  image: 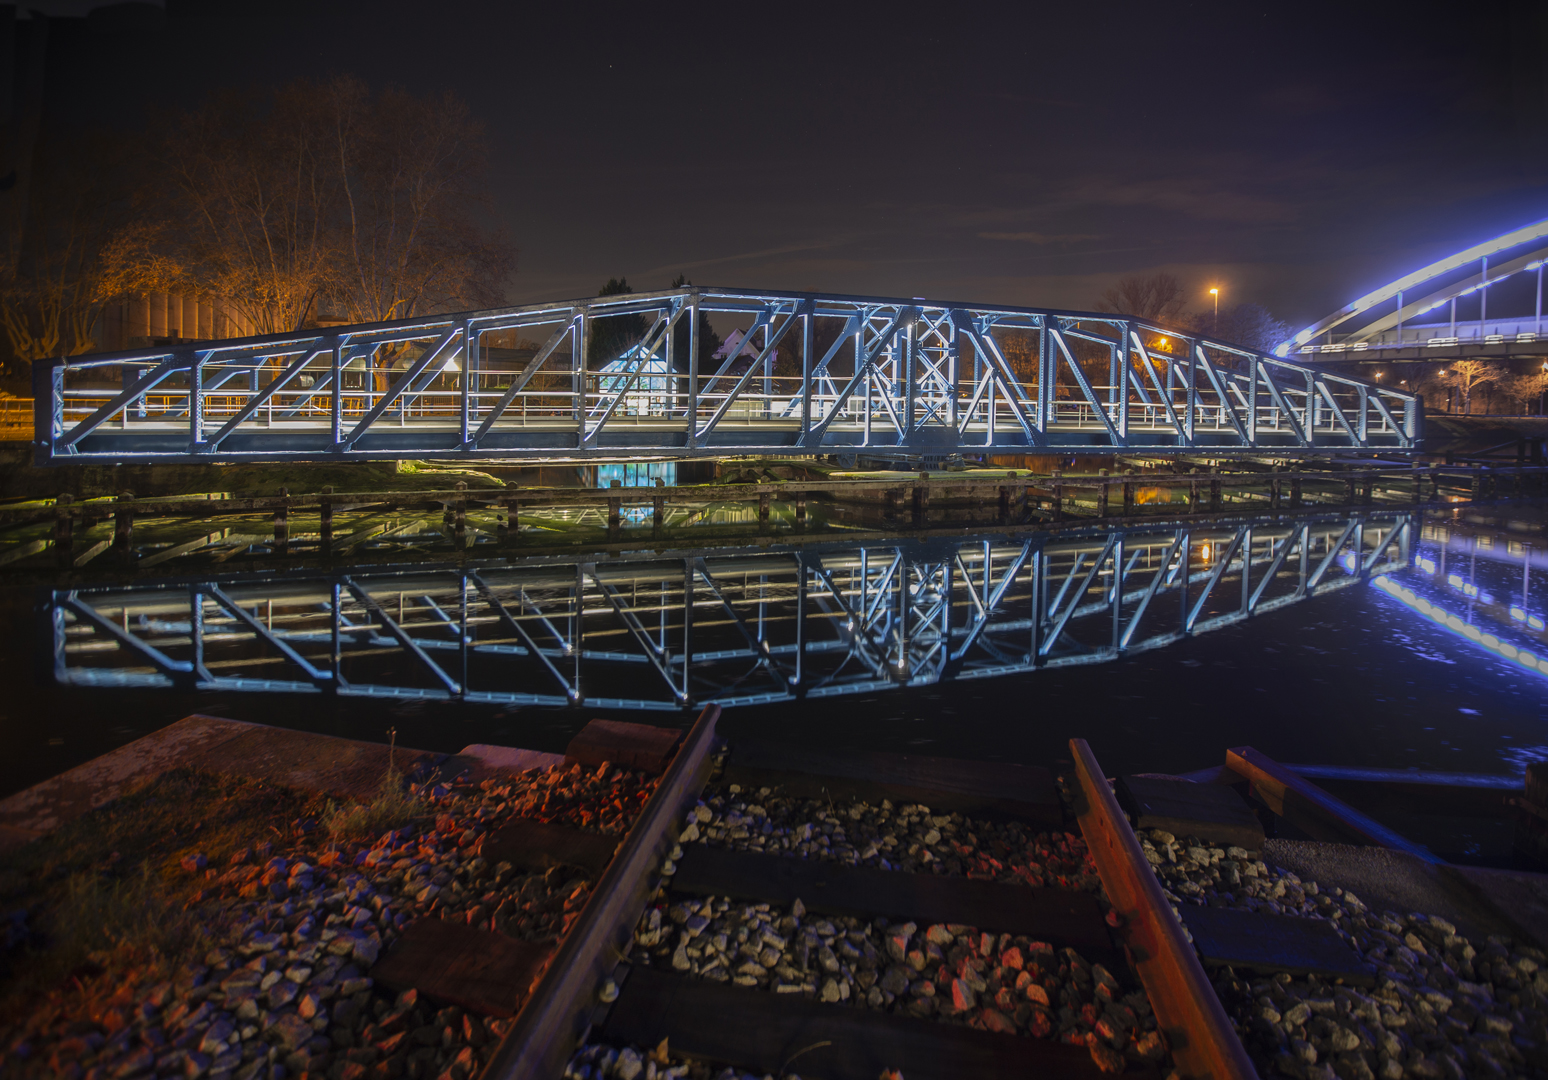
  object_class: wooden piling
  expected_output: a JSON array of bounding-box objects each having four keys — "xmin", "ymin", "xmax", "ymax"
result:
[
  {"xmin": 54, "ymin": 494, "xmax": 73, "ymax": 569},
  {"xmin": 113, "ymin": 491, "xmax": 135, "ymax": 568},
  {"xmin": 319, "ymin": 487, "xmax": 334, "ymax": 557},
  {"xmin": 272, "ymin": 487, "xmax": 289, "ymax": 557},
  {"xmin": 454, "ymin": 481, "xmax": 467, "ymax": 550}
]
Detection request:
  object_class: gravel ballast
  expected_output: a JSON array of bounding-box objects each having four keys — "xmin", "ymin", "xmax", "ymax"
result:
[
  {"xmin": 2, "ymin": 760, "xmax": 661, "ymax": 1080},
  {"xmin": 1141, "ymin": 826, "xmax": 1548, "ymax": 1080}
]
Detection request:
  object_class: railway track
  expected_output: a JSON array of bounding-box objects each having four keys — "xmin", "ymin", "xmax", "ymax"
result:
[{"xmin": 390, "ymin": 708, "xmax": 1257, "ymax": 1080}]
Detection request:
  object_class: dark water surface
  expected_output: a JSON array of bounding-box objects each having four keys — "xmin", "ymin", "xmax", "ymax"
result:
[{"xmin": 3, "ymin": 502, "xmax": 1545, "ymax": 863}]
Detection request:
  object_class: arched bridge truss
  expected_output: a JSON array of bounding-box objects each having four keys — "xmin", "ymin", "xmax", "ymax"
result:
[
  {"xmin": 1284, "ymin": 216, "xmax": 1548, "ymax": 357},
  {"xmin": 36, "ymin": 287, "xmax": 1419, "ymax": 464}
]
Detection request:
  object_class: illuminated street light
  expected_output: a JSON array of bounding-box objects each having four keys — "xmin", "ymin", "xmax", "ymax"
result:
[{"xmin": 1209, "ymin": 287, "xmax": 1219, "ymax": 334}]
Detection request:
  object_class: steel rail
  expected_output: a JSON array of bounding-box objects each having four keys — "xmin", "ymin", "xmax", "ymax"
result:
[
  {"xmin": 481, "ymin": 704, "xmax": 722, "ymax": 1080},
  {"xmin": 1070, "ymin": 738, "xmax": 1260, "ymax": 1080}
]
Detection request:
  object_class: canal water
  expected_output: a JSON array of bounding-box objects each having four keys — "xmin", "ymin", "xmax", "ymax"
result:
[{"xmin": 2, "ymin": 501, "xmax": 1545, "ymax": 865}]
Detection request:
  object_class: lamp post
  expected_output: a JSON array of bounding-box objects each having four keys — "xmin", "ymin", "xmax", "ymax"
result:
[{"xmin": 1209, "ymin": 288, "xmax": 1219, "ymax": 335}]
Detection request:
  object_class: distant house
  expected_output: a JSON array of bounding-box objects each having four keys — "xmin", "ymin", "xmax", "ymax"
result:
[{"xmin": 712, "ymin": 328, "xmax": 764, "ymax": 363}]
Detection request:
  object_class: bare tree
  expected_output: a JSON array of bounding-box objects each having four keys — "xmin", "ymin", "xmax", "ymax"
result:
[
  {"xmin": 1194, "ymin": 302, "xmax": 1292, "ymax": 353},
  {"xmin": 1095, "ymin": 271, "xmax": 1189, "ymax": 326},
  {"xmin": 162, "ymin": 83, "xmax": 340, "ymax": 336},
  {"xmin": 1436, "ymin": 360, "xmax": 1507, "ymax": 414},
  {"xmin": 327, "ymin": 78, "xmax": 511, "ymax": 324},
  {"xmin": 1501, "ymin": 371, "xmax": 1548, "ymax": 415},
  {"xmin": 150, "ymin": 77, "xmax": 513, "ymax": 338},
  {"xmin": 0, "ymin": 130, "xmax": 142, "ymax": 376}
]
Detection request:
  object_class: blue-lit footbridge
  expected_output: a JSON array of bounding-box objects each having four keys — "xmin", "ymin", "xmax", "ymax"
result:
[
  {"xmin": 1283, "ymin": 216, "xmax": 1548, "ymax": 363},
  {"xmin": 35, "ymin": 287, "xmax": 1420, "ymax": 464}
]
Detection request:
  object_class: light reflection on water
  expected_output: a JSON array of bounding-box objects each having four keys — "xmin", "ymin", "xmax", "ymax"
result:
[{"xmin": 4, "ymin": 501, "xmax": 1548, "ymax": 864}]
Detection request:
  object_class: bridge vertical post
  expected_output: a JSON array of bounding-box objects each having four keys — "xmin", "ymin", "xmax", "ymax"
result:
[
  {"xmin": 459, "ymin": 320, "xmax": 474, "ymax": 448},
  {"xmin": 330, "ymin": 337, "xmax": 342, "ymax": 449},
  {"xmin": 574, "ymin": 308, "xmax": 588, "ymax": 444},
  {"xmin": 1290, "ymin": 475, "xmax": 1302, "ymax": 509},
  {"xmin": 1038, "ymin": 321, "xmax": 1053, "ymax": 435},
  {"xmin": 1178, "ymin": 529, "xmax": 1191, "ymax": 630},
  {"xmin": 1269, "ymin": 466, "xmax": 1280, "ymax": 510},
  {"xmin": 1116, "ymin": 328, "xmax": 1129, "ymax": 439},
  {"xmin": 1097, "ymin": 469, "xmax": 1109, "ymax": 517},
  {"xmin": 1189, "ymin": 470, "xmax": 1200, "ymax": 513},
  {"xmin": 998, "ymin": 484, "xmax": 1010, "ymax": 523},
  {"xmin": 1185, "ymin": 345, "xmax": 1198, "ymax": 445},
  {"xmin": 1050, "ymin": 469, "xmax": 1063, "ymax": 522},
  {"xmin": 687, "ymin": 290, "xmax": 700, "ymax": 443},
  {"xmin": 1108, "ymin": 337, "xmax": 1120, "ymax": 415},
  {"xmin": 188, "ymin": 351, "xmax": 204, "ymax": 455},
  {"xmin": 946, "ymin": 320, "xmax": 960, "ymax": 431},
  {"xmin": 1248, "ymin": 356, "xmax": 1259, "ymax": 447},
  {"xmin": 497, "ymin": 498, "xmax": 511, "ymax": 543},
  {"xmin": 1111, "ymin": 535, "xmax": 1124, "ymax": 652},
  {"xmin": 1412, "ymin": 463, "xmax": 1423, "ymax": 504},
  {"xmin": 114, "ymin": 492, "xmax": 135, "ymax": 568},
  {"xmin": 902, "ymin": 322, "xmax": 916, "ymax": 435},
  {"xmin": 1209, "ymin": 469, "xmax": 1222, "ymax": 512},
  {"xmin": 800, "ymin": 301, "xmax": 813, "ymax": 440},
  {"xmin": 1344, "ymin": 476, "xmax": 1356, "ymax": 505},
  {"xmin": 758, "ymin": 491, "xmax": 772, "ymax": 528},
  {"xmin": 1029, "ymin": 548, "xmax": 1045, "ymax": 663},
  {"xmin": 1122, "ymin": 470, "xmax": 1135, "ymax": 516}
]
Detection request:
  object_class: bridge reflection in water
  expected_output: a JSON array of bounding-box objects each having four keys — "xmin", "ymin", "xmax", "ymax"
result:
[{"xmin": 49, "ymin": 511, "xmax": 1412, "ymax": 710}]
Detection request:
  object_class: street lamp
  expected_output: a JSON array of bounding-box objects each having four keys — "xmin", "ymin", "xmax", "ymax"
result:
[{"xmin": 1209, "ymin": 288, "xmax": 1219, "ymax": 334}]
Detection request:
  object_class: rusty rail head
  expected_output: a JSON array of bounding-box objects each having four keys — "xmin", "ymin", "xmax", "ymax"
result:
[
  {"xmin": 481, "ymin": 704, "xmax": 721, "ymax": 1080},
  {"xmin": 1068, "ymin": 738, "xmax": 1259, "ymax": 1080}
]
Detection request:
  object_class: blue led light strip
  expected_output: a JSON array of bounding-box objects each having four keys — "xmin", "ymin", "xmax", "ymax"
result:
[{"xmin": 1371, "ymin": 575, "xmax": 1546, "ymax": 678}]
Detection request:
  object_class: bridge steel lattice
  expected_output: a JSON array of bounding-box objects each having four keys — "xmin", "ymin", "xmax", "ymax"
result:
[
  {"xmin": 34, "ymin": 287, "xmax": 1420, "ymax": 464},
  {"xmin": 50, "ymin": 511, "xmax": 1412, "ymax": 709}
]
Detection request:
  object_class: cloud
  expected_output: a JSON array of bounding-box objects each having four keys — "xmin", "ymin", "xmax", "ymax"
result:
[
  {"xmin": 977, "ymin": 231, "xmax": 1103, "ymax": 243},
  {"xmin": 641, "ymin": 238, "xmax": 854, "ymax": 277}
]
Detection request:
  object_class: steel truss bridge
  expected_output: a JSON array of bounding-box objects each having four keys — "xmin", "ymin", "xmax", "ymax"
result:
[
  {"xmin": 50, "ymin": 510, "xmax": 1412, "ymax": 710},
  {"xmin": 34, "ymin": 287, "xmax": 1420, "ymax": 464}
]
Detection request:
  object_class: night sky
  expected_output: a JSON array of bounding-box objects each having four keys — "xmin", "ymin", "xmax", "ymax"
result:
[{"xmin": 27, "ymin": 0, "xmax": 1548, "ymax": 330}]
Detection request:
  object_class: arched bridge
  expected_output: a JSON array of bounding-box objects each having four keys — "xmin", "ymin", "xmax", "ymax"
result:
[
  {"xmin": 34, "ymin": 286, "xmax": 1420, "ymax": 464},
  {"xmin": 1284, "ymin": 216, "xmax": 1548, "ymax": 363}
]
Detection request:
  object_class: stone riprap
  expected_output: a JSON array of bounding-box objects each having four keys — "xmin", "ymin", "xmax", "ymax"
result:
[
  {"xmin": 1141, "ymin": 827, "xmax": 1548, "ymax": 1079},
  {"xmin": 2, "ymin": 760, "xmax": 660, "ymax": 1080}
]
